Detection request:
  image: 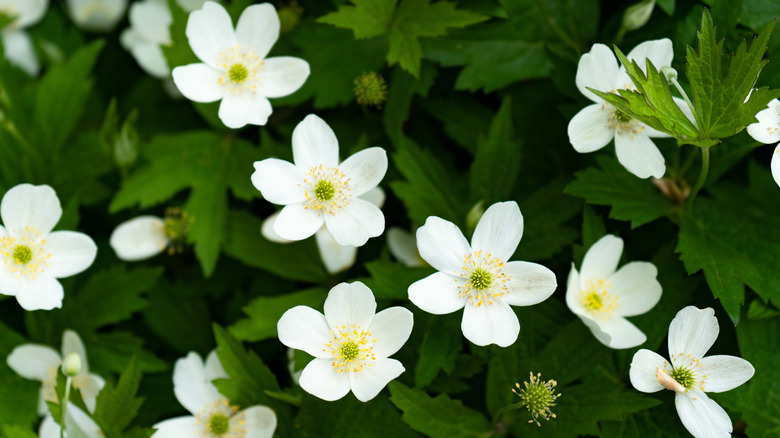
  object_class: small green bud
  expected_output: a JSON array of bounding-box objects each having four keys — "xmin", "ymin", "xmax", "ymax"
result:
[
  {"xmin": 62, "ymin": 353, "xmax": 82, "ymax": 377},
  {"xmin": 354, "ymin": 72, "xmax": 388, "ymax": 108},
  {"xmin": 114, "ymin": 110, "xmax": 139, "ymax": 170},
  {"xmin": 465, "ymin": 201, "xmax": 485, "ymax": 237},
  {"xmin": 622, "ymin": 0, "xmax": 655, "ymax": 31}
]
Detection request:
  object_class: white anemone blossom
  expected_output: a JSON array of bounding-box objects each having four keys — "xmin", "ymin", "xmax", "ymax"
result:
[
  {"xmin": 252, "ymin": 114, "xmax": 387, "ymax": 247},
  {"xmin": 172, "ymin": 1, "xmax": 310, "ymax": 128},
  {"xmin": 0, "ymin": 184, "xmax": 97, "ymax": 311},
  {"xmin": 0, "ymin": 0, "xmax": 48, "ymax": 76},
  {"xmin": 408, "ymin": 201, "xmax": 557, "ymax": 347},
  {"xmin": 39, "ymin": 404, "xmax": 102, "ymax": 438},
  {"xmin": 110, "ymin": 215, "xmax": 169, "ymax": 261},
  {"xmin": 262, "ymin": 187, "xmax": 385, "ymax": 274},
  {"xmin": 746, "ymin": 98, "xmax": 780, "ymax": 188},
  {"xmin": 568, "ymin": 38, "xmax": 692, "ymax": 179},
  {"xmin": 6, "ymin": 329, "xmax": 105, "ymax": 416},
  {"xmin": 630, "ymin": 306, "xmax": 755, "ymax": 438},
  {"xmin": 66, "ymin": 0, "xmax": 127, "ymax": 32},
  {"xmin": 566, "ymin": 234, "xmax": 662, "ymax": 349},
  {"xmin": 277, "ymin": 281, "xmax": 413, "ymax": 402},
  {"xmin": 153, "ymin": 350, "xmax": 277, "ymax": 438}
]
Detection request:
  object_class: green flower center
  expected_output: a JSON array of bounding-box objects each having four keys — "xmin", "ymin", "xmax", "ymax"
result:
[
  {"xmin": 208, "ymin": 413, "xmax": 230, "ymax": 436},
  {"xmin": 340, "ymin": 341, "xmax": 360, "ymax": 361},
  {"xmin": 670, "ymin": 366, "xmax": 696, "ymax": 391},
  {"xmin": 314, "ymin": 179, "xmax": 336, "ymax": 201},
  {"xmin": 353, "ymin": 71, "xmax": 388, "ymax": 108},
  {"xmin": 229, "ymin": 64, "xmax": 248, "ymax": 83},
  {"xmin": 13, "ymin": 245, "xmax": 32, "ymax": 264},
  {"xmin": 614, "ymin": 110, "xmax": 632, "ymax": 123},
  {"xmin": 513, "ymin": 372, "xmax": 561, "ymax": 427},
  {"xmin": 583, "ymin": 291, "xmax": 603, "ymax": 310},
  {"xmin": 469, "ymin": 268, "xmax": 493, "ymax": 290}
]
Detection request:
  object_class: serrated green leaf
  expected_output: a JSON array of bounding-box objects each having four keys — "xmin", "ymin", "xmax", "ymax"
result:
[
  {"xmin": 564, "ymin": 155, "xmax": 676, "ymax": 227},
  {"xmin": 746, "ymin": 299, "xmax": 780, "ymax": 320},
  {"xmin": 514, "ymin": 178, "xmax": 580, "ymax": 262},
  {"xmin": 383, "ymin": 63, "xmax": 436, "ymax": 144},
  {"xmin": 295, "ymin": 395, "xmax": 420, "ymax": 437},
  {"xmin": 388, "ymin": 381, "xmax": 492, "ymax": 438},
  {"xmin": 362, "ymin": 260, "xmax": 435, "ymax": 300},
  {"xmin": 229, "ymin": 288, "xmax": 326, "ymax": 342},
  {"xmin": 92, "ymin": 356, "xmax": 144, "ymax": 437},
  {"xmin": 1, "ymin": 426, "xmax": 37, "ymax": 438},
  {"xmin": 317, "ymin": 0, "xmax": 397, "ymax": 39},
  {"xmin": 414, "ymin": 314, "xmax": 462, "ymax": 388},
  {"xmin": 87, "ymin": 332, "xmax": 168, "ymax": 374}
]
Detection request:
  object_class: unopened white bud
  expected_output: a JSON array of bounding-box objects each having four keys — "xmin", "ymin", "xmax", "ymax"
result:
[
  {"xmin": 62, "ymin": 352, "xmax": 82, "ymax": 377},
  {"xmin": 622, "ymin": 0, "xmax": 655, "ymax": 31},
  {"xmin": 466, "ymin": 201, "xmax": 485, "ymax": 236},
  {"xmin": 661, "ymin": 66, "xmax": 678, "ymax": 83}
]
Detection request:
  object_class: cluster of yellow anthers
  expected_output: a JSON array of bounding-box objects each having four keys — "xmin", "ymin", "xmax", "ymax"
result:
[
  {"xmin": 455, "ymin": 250, "xmax": 509, "ymax": 307},
  {"xmin": 656, "ymin": 353, "xmax": 707, "ymax": 394},
  {"xmin": 1, "ymin": 227, "xmax": 51, "ymax": 280},
  {"xmin": 195, "ymin": 398, "xmax": 246, "ymax": 438},
  {"xmin": 603, "ymin": 103, "xmax": 646, "ymax": 138},
  {"xmin": 41, "ymin": 366, "xmax": 59, "ymax": 405},
  {"xmin": 302, "ymin": 165, "xmax": 351, "ymax": 215},
  {"xmin": 513, "ymin": 372, "xmax": 561, "ymax": 427},
  {"xmin": 216, "ymin": 46, "xmax": 263, "ymax": 95},
  {"xmin": 325, "ymin": 324, "xmax": 377, "ymax": 374},
  {"xmin": 580, "ymin": 278, "xmax": 619, "ymax": 320}
]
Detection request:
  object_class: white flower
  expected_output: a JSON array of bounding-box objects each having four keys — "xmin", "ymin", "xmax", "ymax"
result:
[
  {"xmin": 277, "ymin": 281, "xmax": 413, "ymax": 402},
  {"xmin": 408, "ymin": 201, "xmax": 557, "ymax": 347},
  {"xmin": 568, "ymin": 38, "xmax": 691, "ymax": 179},
  {"xmin": 39, "ymin": 404, "xmax": 102, "ymax": 438},
  {"xmin": 0, "ymin": 0, "xmax": 48, "ymax": 76},
  {"xmin": 262, "ymin": 187, "xmax": 385, "ymax": 274},
  {"xmin": 0, "ymin": 184, "xmax": 97, "ymax": 310},
  {"xmin": 110, "ymin": 215, "xmax": 169, "ymax": 261},
  {"xmin": 252, "ymin": 114, "xmax": 387, "ymax": 247},
  {"xmin": 171, "ymin": 1, "xmax": 310, "ymax": 128},
  {"xmin": 746, "ymin": 98, "xmax": 780, "ymax": 188},
  {"xmin": 66, "ymin": 0, "xmax": 127, "ymax": 32},
  {"xmin": 387, "ymin": 227, "xmax": 426, "ymax": 268},
  {"xmin": 629, "ymin": 306, "xmax": 755, "ymax": 438},
  {"xmin": 153, "ymin": 350, "xmax": 277, "ymax": 438},
  {"xmin": 6, "ymin": 329, "xmax": 105, "ymax": 416},
  {"xmin": 565, "ymin": 234, "xmax": 662, "ymax": 349}
]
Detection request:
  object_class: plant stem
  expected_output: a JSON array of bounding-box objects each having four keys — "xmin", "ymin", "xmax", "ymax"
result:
[
  {"xmin": 60, "ymin": 376, "xmax": 72, "ymax": 438},
  {"xmin": 687, "ymin": 146, "xmax": 710, "ymax": 211},
  {"xmin": 670, "ymin": 77, "xmax": 695, "ymax": 116}
]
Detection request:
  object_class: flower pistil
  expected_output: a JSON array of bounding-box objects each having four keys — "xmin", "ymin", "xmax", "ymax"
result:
[
  {"xmin": 455, "ymin": 250, "xmax": 510, "ymax": 307},
  {"xmin": 325, "ymin": 324, "xmax": 377, "ymax": 373}
]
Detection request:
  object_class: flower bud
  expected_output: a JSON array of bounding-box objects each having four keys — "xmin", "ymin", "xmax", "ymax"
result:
[
  {"xmin": 465, "ymin": 201, "xmax": 485, "ymax": 236},
  {"xmin": 62, "ymin": 352, "xmax": 82, "ymax": 377},
  {"xmin": 622, "ymin": 0, "xmax": 655, "ymax": 31},
  {"xmin": 661, "ymin": 66, "xmax": 678, "ymax": 83}
]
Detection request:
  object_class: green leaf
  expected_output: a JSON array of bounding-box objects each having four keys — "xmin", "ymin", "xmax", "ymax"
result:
[
  {"xmin": 362, "ymin": 260, "xmax": 435, "ymax": 300},
  {"xmin": 383, "ymin": 64, "xmax": 436, "ymax": 144},
  {"xmin": 388, "ymin": 381, "xmax": 492, "ymax": 438},
  {"xmin": 295, "ymin": 395, "xmax": 420, "ymax": 437},
  {"xmin": 564, "ymin": 155, "xmax": 676, "ymax": 228},
  {"xmin": 317, "ymin": 0, "xmax": 397, "ymax": 39},
  {"xmin": 92, "ymin": 356, "xmax": 145, "ymax": 437},
  {"xmin": 414, "ymin": 314, "xmax": 462, "ymax": 388},
  {"xmin": 162, "ymin": 0, "xmax": 199, "ymax": 69},
  {"xmin": 514, "ymin": 178, "xmax": 580, "ymax": 261},
  {"xmin": 142, "ymin": 280, "xmax": 213, "ymax": 354},
  {"xmin": 740, "ymin": 0, "xmax": 780, "ymax": 31},
  {"xmin": 0, "ymin": 357, "xmax": 38, "ymax": 429},
  {"xmin": 229, "ymin": 288, "xmax": 326, "ymax": 342},
  {"xmin": 1, "ymin": 426, "xmax": 37, "ymax": 438}
]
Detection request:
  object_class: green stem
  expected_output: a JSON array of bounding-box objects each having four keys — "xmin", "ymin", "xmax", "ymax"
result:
[
  {"xmin": 687, "ymin": 146, "xmax": 710, "ymax": 211},
  {"xmin": 670, "ymin": 77, "xmax": 695, "ymax": 116},
  {"xmin": 60, "ymin": 376, "xmax": 72, "ymax": 438}
]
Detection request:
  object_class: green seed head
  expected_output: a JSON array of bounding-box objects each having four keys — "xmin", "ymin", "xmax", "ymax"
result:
[
  {"xmin": 469, "ymin": 268, "xmax": 493, "ymax": 290},
  {"xmin": 229, "ymin": 63, "xmax": 249, "ymax": 83},
  {"xmin": 209, "ymin": 413, "xmax": 230, "ymax": 436},
  {"xmin": 670, "ymin": 366, "xmax": 696, "ymax": 391},
  {"xmin": 615, "ymin": 110, "xmax": 632, "ymax": 123},
  {"xmin": 13, "ymin": 245, "xmax": 32, "ymax": 264},
  {"xmin": 314, "ymin": 180, "xmax": 336, "ymax": 201},
  {"xmin": 354, "ymin": 71, "xmax": 388, "ymax": 108},
  {"xmin": 340, "ymin": 341, "xmax": 360, "ymax": 361},
  {"xmin": 513, "ymin": 372, "xmax": 561, "ymax": 427}
]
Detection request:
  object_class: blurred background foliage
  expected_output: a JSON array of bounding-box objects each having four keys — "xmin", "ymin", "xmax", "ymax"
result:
[{"xmin": 0, "ymin": 0, "xmax": 778, "ymax": 436}]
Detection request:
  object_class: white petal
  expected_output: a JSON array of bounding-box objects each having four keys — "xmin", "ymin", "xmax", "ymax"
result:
[
  {"xmin": 339, "ymin": 147, "xmax": 387, "ymax": 197},
  {"xmin": 461, "ymin": 300, "xmax": 519, "ymax": 347},
  {"xmin": 568, "ymin": 103, "xmax": 615, "ymax": 152},
  {"xmin": 218, "ymin": 92, "xmax": 273, "ymax": 128},
  {"xmin": 257, "ymin": 57, "xmax": 310, "ymax": 98},
  {"xmin": 625, "ymin": 38, "xmax": 674, "ymax": 76},
  {"xmin": 501, "ymin": 261, "xmax": 557, "ymax": 306},
  {"xmin": 368, "ymin": 307, "xmax": 413, "ymax": 358},
  {"xmin": 614, "ymin": 131, "xmax": 666, "ymax": 179},
  {"xmin": 261, "ymin": 212, "xmax": 292, "ymax": 244},
  {"xmin": 38, "ymin": 415, "xmax": 58, "ymax": 438},
  {"xmin": 668, "ymin": 306, "xmax": 719, "ymax": 362},
  {"xmin": 416, "ymin": 216, "xmax": 470, "ymax": 275},
  {"xmin": 185, "ymin": 1, "xmax": 235, "ymax": 68},
  {"xmin": 171, "ymin": 63, "xmax": 224, "ymax": 102},
  {"xmin": 241, "ymin": 405, "xmax": 277, "ymax": 438},
  {"xmin": 576, "ymin": 43, "xmax": 620, "ymax": 103},
  {"xmin": 61, "ymin": 329, "xmax": 88, "ymax": 372},
  {"xmin": 235, "ymin": 3, "xmax": 279, "ymax": 59},
  {"xmin": 323, "ymin": 281, "xmax": 376, "ymax": 331},
  {"xmin": 591, "ymin": 316, "xmax": 647, "ymax": 349},
  {"xmin": 580, "ymin": 234, "xmax": 623, "ymax": 286},
  {"xmin": 408, "ymin": 272, "xmax": 466, "ymax": 315},
  {"xmin": 251, "ymin": 158, "xmax": 306, "ymax": 205},
  {"xmin": 470, "ymin": 201, "xmax": 523, "ymax": 262},
  {"xmin": 2, "ymin": 30, "xmax": 39, "ymax": 76},
  {"xmin": 699, "ymin": 355, "xmax": 755, "ymax": 393},
  {"xmin": 68, "ymin": 0, "xmax": 127, "ymax": 32},
  {"xmin": 204, "ymin": 350, "xmax": 228, "ymax": 380},
  {"xmin": 44, "ymin": 231, "xmax": 97, "ymax": 278},
  {"xmin": 772, "ymin": 144, "xmax": 780, "ymax": 188},
  {"xmin": 629, "ymin": 349, "xmax": 669, "ymax": 393},
  {"xmin": 675, "ymin": 391, "xmax": 733, "ymax": 438},
  {"xmin": 75, "ymin": 373, "xmax": 104, "ymax": 413},
  {"xmin": 152, "ymin": 416, "xmax": 200, "ymax": 438},
  {"xmin": 609, "ymin": 261, "xmax": 662, "ymax": 317},
  {"xmin": 127, "ymin": 0, "xmax": 171, "ymax": 45},
  {"xmin": 292, "ymin": 114, "xmax": 339, "ymax": 170},
  {"xmin": 109, "ymin": 215, "xmax": 169, "ymax": 261},
  {"xmin": 0, "ymin": 226, "xmax": 21, "ymax": 296},
  {"xmin": 324, "ymin": 198, "xmax": 384, "ymax": 247},
  {"xmin": 576, "ymin": 314, "xmax": 614, "ymax": 347},
  {"xmin": 565, "ymin": 264, "xmax": 584, "ymax": 314},
  {"xmin": 299, "ymin": 358, "xmax": 350, "ymax": 401},
  {"xmin": 1, "ymin": 184, "xmax": 62, "ymax": 237},
  {"xmin": 127, "ymin": 42, "xmax": 170, "ymax": 78},
  {"xmin": 746, "ymin": 99, "xmax": 780, "ymax": 144},
  {"xmin": 173, "ymin": 351, "xmax": 224, "ymax": 415},
  {"xmin": 65, "ymin": 404, "xmax": 103, "ymax": 438},
  {"xmin": 6, "ymin": 344, "xmax": 60, "ymax": 381},
  {"xmin": 277, "ymin": 305, "xmax": 333, "ymax": 359},
  {"xmin": 315, "ymin": 228, "xmax": 356, "ymax": 274},
  {"xmin": 358, "ymin": 187, "xmax": 385, "ymax": 207},
  {"xmin": 15, "ymin": 275, "xmax": 64, "ymax": 311},
  {"xmin": 8, "ymin": 0, "xmax": 48, "ymax": 27},
  {"xmin": 348, "ymin": 358, "xmax": 404, "ymax": 402},
  {"xmin": 387, "ymin": 227, "xmax": 425, "ymax": 267},
  {"xmin": 273, "ymin": 203, "xmax": 324, "ymax": 241}
]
